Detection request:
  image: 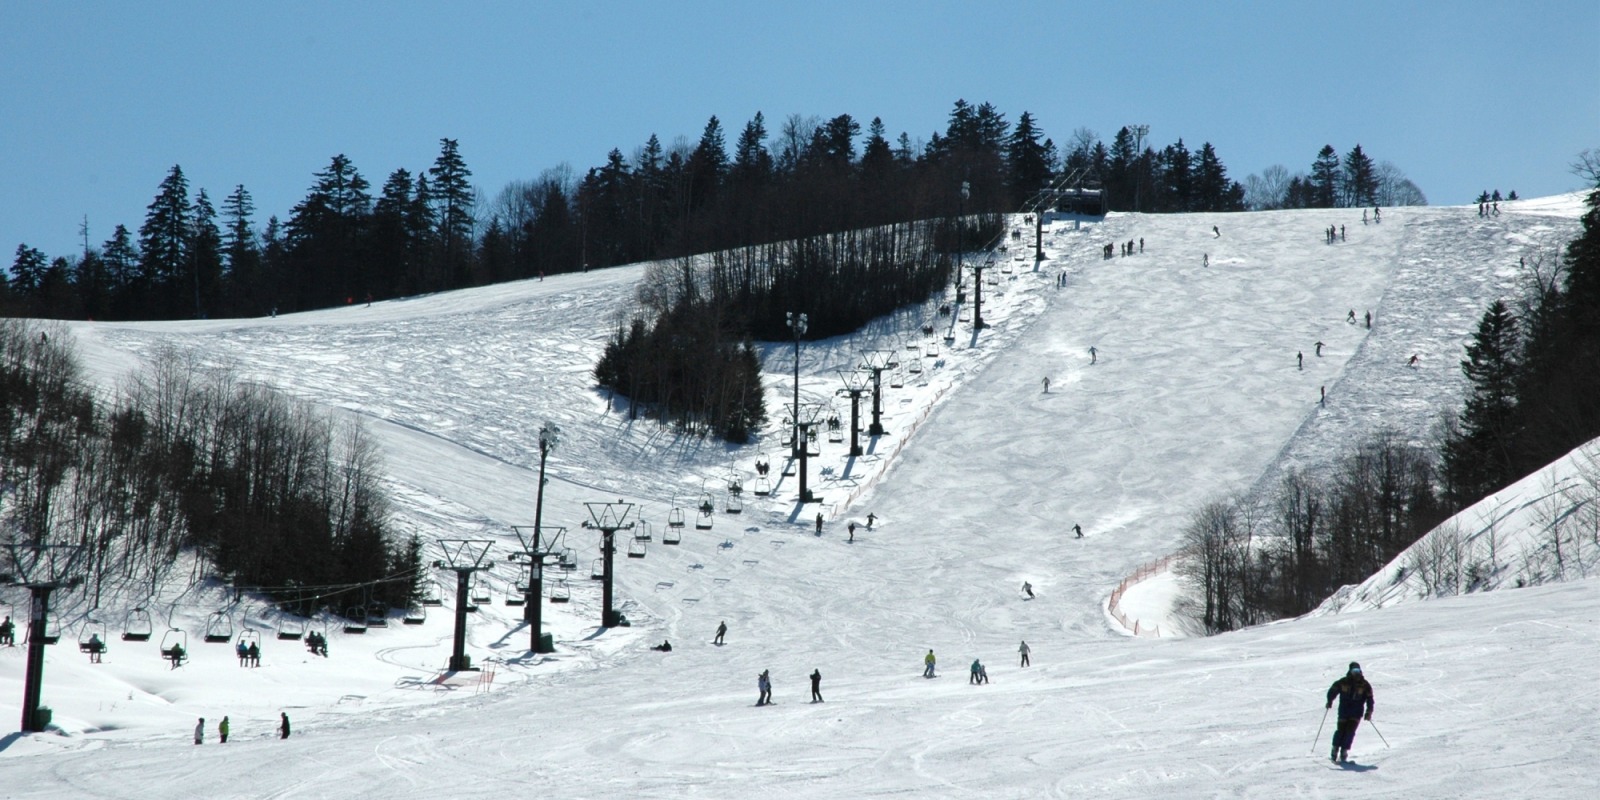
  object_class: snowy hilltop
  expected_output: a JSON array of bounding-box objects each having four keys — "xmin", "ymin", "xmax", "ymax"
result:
[{"xmin": 3, "ymin": 194, "xmax": 1597, "ymax": 798}]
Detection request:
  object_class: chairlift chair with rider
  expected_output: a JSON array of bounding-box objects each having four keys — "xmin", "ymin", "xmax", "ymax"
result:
[{"xmin": 159, "ymin": 628, "xmax": 188, "ymax": 666}]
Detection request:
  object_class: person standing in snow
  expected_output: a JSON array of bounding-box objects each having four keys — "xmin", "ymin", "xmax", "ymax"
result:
[
  {"xmin": 1022, "ymin": 581, "xmax": 1034, "ymax": 599},
  {"xmin": 1297, "ymin": 352, "xmax": 1303, "ymax": 370},
  {"xmin": 1364, "ymin": 310, "xmax": 1371, "ymax": 329},
  {"xmin": 847, "ymin": 522, "xmax": 856, "ymax": 542},
  {"xmin": 810, "ymin": 669, "xmax": 823, "ymax": 703},
  {"xmin": 194, "ymin": 717, "xmax": 205, "ymax": 745},
  {"xmin": 866, "ymin": 513, "xmax": 876, "ymax": 530},
  {"xmin": 1073, "ymin": 523, "xmax": 1083, "ymax": 539},
  {"xmin": 970, "ymin": 659, "xmax": 984, "ymax": 685},
  {"xmin": 1019, "ymin": 641, "xmax": 1031, "ymax": 667},
  {"xmin": 924, "ymin": 650, "xmax": 937, "ymax": 678},
  {"xmin": 1042, "ymin": 377, "xmax": 1050, "ymax": 393},
  {"xmin": 1314, "ymin": 341, "xmax": 1325, "ymax": 357},
  {"xmin": 219, "ymin": 716, "xmax": 230, "ymax": 743},
  {"xmin": 757, "ymin": 670, "xmax": 773, "ymax": 705},
  {"xmin": 1089, "ymin": 346, "xmax": 1097, "ymax": 365},
  {"xmin": 1212, "ymin": 225, "xmax": 1220, "ymax": 238},
  {"xmin": 0, "ymin": 615, "xmax": 13, "ymax": 646},
  {"xmin": 714, "ymin": 620, "xmax": 727, "ymax": 645},
  {"xmin": 1203, "ymin": 253, "xmax": 1209, "ymax": 268},
  {"xmin": 279, "ymin": 712, "xmax": 291, "ymax": 739},
  {"xmin": 1326, "ymin": 662, "xmax": 1375, "ymax": 762},
  {"xmin": 815, "ymin": 512, "xmax": 823, "ymax": 535},
  {"xmin": 1347, "ymin": 309, "xmax": 1357, "ymax": 324}
]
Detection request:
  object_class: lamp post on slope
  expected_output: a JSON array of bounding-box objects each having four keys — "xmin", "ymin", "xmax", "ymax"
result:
[{"xmin": 787, "ymin": 312, "xmax": 808, "ymax": 460}]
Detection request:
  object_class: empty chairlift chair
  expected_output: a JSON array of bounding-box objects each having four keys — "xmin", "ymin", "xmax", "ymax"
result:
[
  {"xmin": 663, "ymin": 524, "xmax": 682, "ymax": 545},
  {"xmin": 752, "ymin": 476, "xmax": 772, "ymax": 496},
  {"xmin": 276, "ymin": 613, "xmax": 306, "ymax": 641},
  {"xmin": 204, "ymin": 611, "xmax": 234, "ymax": 643},
  {"xmin": 470, "ymin": 577, "xmax": 492, "ymax": 607},
  {"xmin": 403, "ymin": 605, "xmax": 426, "ymax": 625},
  {"xmin": 634, "ymin": 520, "xmax": 653, "ymax": 542},
  {"xmin": 628, "ymin": 538, "xmax": 647, "ymax": 559},
  {"xmin": 122, "ymin": 607, "xmax": 154, "ymax": 642},
  {"xmin": 725, "ymin": 491, "xmax": 743, "ymax": 514},
  {"xmin": 343, "ymin": 607, "xmax": 368, "ymax": 634},
  {"xmin": 667, "ymin": 506, "xmax": 686, "ymax": 529},
  {"xmin": 549, "ymin": 579, "xmax": 570, "ymax": 604},
  {"xmin": 559, "ymin": 547, "xmax": 578, "ymax": 572},
  {"xmin": 366, "ymin": 603, "xmax": 389, "ymax": 628},
  {"xmin": 507, "ymin": 565, "xmax": 529, "ymax": 606}
]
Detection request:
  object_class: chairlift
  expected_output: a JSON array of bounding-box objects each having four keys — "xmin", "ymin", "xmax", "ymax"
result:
[
  {"xmin": 827, "ymin": 417, "xmax": 844, "ymax": 444},
  {"xmin": 667, "ymin": 506, "xmax": 686, "ymax": 529},
  {"xmin": 754, "ymin": 454, "xmax": 771, "ymax": 477},
  {"xmin": 470, "ymin": 576, "xmax": 491, "ymax": 605},
  {"xmin": 627, "ymin": 539, "xmax": 647, "ymax": 559},
  {"xmin": 549, "ymin": 579, "xmax": 571, "ymax": 604},
  {"xmin": 907, "ymin": 359, "xmax": 923, "ymax": 375},
  {"xmin": 590, "ymin": 558, "xmax": 605, "ymax": 581},
  {"xmin": 237, "ymin": 628, "xmax": 261, "ymax": 655},
  {"xmin": 276, "ymin": 612, "xmax": 306, "ymax": 641},
  {"xmin": 697, "ymin": 492, "xmax": 715, "ymax": 516},
  {"xmin": 159, "ymin": 628, "xmax": 188, "ymax": 666},
  {"xmin": 204, "ymin": 611, "xmax": 234, "ymax": 643},
  {"xmin": 634, "ymin": 520, "xmax": 654, "ymax": 542},
  {"xmin": 421, "ymin": 580, "xmax": 444, "ymax": 606},
  {"xmin": 663, "ymin": 526, "xmax": 682, "ymax": 545},
  {"xmin": 925, "ymin": 342, "xmax": 940, "ymax": 358},
  {"xmin": 513, "ymin": 564, "xmax": 532, "ymax": 593},
  {"xmin": 727, "ymin": 474, "xmax": 743, "ymax": 496},
  {"xmin": 366, "ymin": 603, "xmax": 390, "ymax": 628},
  {"xmin": 343, "ymin": 607, "xmax": 368, "ymax": 634},
  {"xmin": 889, "ymin": 369, "xmax": 905, "ymax": 389},
  {"xmin": 559, "ymin": 547, "xmax": 578, "ymax": 571},
  {"xmin": 694, "ymin": 512, "xmax": 713, "ymax": 531},
  {"xmin": 403, "ymin": 604, "xmax": 426, "ymax": 625},
  {"xmin": 77, "ymin": 617, "xmax": 109, "ymax": 660},
  {"xmin": 725, "ymin": 492, "xmax": 743, "ymax": 514},
  {"xmin": 122, "ymin": 607, "xmax": 154, "ymax": 641},
  {"xmin": 752, "ymin": 476, "xmax": 772, "ymax": 496}
]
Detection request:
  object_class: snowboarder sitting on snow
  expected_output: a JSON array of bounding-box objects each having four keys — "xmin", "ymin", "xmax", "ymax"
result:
[
  {"xmin": 651, "ymin": 640, "xmax": 672, "ymax": 652},
  {"xmin": 1326, "ymin": 661, "xmax": 1375, "ymax": 763}
]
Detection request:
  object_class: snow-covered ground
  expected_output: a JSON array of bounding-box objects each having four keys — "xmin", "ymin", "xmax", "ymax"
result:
[{"xmin": 3, "ymin": 195, "xmax": 1596, "ymax": 798}]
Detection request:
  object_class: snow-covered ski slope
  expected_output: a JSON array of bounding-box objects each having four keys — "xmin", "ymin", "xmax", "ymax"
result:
[{"xmin": 4, "ymin": 195, "xmax": 1596, "ymax": 798}]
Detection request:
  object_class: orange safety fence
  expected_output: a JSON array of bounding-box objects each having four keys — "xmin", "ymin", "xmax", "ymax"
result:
[
  {"xmin": 829, "ymin": 384, "xmax": 951, "ymax": 519},
  {"xmin": 1107, "ymin": 555, "xmax": 1177, "ymax": 638}
]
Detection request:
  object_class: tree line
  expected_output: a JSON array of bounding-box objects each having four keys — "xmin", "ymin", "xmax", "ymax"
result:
[
  {"xmin": 6, "ymin": 101, "xmax": 1427, "ymax": 325},
  {"xmin": 0, "ymin": 321, "xmax": 420, "ymax": 615},
  {"xmin": 1180, "ymin": 163, "xmax": 1599, "ymax": 633}
]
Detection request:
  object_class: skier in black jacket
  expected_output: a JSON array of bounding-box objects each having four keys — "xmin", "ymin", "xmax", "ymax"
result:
[{"xmin": 1326, "ymin": 662, "xmax": 1375, "ymax": 762}]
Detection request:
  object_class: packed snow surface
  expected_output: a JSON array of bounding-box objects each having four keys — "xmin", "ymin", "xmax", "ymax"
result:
[{"xmin": 3, "ymin": 196, "xmax": 1596, "ymax": 797}]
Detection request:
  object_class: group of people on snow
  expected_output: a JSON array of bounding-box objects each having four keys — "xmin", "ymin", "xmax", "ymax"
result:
[{"xmin": 193, "ymin": 712, "xmax": 290, "ymax": 744}]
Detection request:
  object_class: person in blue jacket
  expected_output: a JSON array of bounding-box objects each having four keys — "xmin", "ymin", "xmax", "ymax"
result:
[{"xmin": 1326, "ymin": 661, "xmax": 1375, "ymax": 762}]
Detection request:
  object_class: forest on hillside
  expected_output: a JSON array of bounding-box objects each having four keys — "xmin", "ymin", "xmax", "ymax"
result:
[{"xmin": 5, "ymin": 100, "xmax": 1421, "ymax": 325}]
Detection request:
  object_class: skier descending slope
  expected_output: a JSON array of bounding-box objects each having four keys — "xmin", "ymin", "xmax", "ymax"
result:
[{"xmin": 1326, "ymin": 662, "xmax": 1375, "ymax": 763}]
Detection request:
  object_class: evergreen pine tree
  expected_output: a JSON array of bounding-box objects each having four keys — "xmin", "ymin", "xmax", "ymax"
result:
[
  {"xmin": 428, "ymin": 138, "xmax": 475, "ymax": 288},
  {"xmin": 1446, "ymin": 300, "xmax": 1521, "ymax": 503},
  {"xmin": 138, "ymin": 165, "xmax": 192, "ymax": 317},
  {"xmin": 1343, "ymin": 144, "xmax": 1378, "ymax": 207},
  {"xmin": 189, "ymin": 189, "xmax": 223, "ymax": 318},
  {"xmin": 1005, "ymin": 111, "xmax": 1053, "ymax": 205},
  {"xmin": 1309, "ymin": 145, "xmax": 1341, "ymax": 208}
]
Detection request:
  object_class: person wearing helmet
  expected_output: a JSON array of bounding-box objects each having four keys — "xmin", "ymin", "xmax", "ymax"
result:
[{"xmin": 1326, "ymin": 661, "xmax": 1375, "ymax": 762}]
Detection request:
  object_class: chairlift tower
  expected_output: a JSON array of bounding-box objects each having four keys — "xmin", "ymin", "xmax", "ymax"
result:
[
  {"xmin": 3, "ymin": 543, "xmax": 85, "ymax": 732},
  {"xmin": 581, "ymin": 501, "xmax": 634, "ymax": 628},
  {"xmin": 786, "ymin": 312, "xmax": 808, "ymax": 460},
  {"xmin": 837, "ymin": 369, "xmax": 871, "ymax": 457},
  {"xmin": 967, "ymin": 259, "xmax": 991, "ymax": 330},
  {"xmin": 861, "ymin": 350, "xmax": 898, "ymax": 436},
  {"xmin": 510, "ymin": 525, "xmax": 564, "ymax": 654},
  {"xmin": 792, "ymin": 402, "xmax": 825, "ymax": 503},
  {"xmin": 1130, "ymin": 124, "xmax": 1149, "ymax": 213},
  {"xmin": 433, "ymin": 539, "xmax": 494, "ymax": 672}
]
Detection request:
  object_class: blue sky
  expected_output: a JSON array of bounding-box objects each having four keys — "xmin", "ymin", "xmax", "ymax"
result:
[{"xmin": 3, "ymin": 1, "xmax": 1596, "ymax": 260}]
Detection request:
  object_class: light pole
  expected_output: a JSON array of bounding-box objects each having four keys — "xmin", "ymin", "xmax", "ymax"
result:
[
  {"xmin": 1130, "ymin": 124, "xmax": 1149, "ymax": 212},
  {"xmin": 528, "ymin": 424, "xmax": 559, "ymax": 617},
  {"xmin": 786, "ymin": 312, "xmax": 808, "ymax": 460}
]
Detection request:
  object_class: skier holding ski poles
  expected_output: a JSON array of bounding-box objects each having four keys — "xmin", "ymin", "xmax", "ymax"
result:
[{"xmin": 1325, "ymin": 661, "xmax": 1375, "ymax": 763}]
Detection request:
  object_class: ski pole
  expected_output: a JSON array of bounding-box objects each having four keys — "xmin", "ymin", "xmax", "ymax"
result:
[
  {"xmin": 1367, "ymin": 719, "xmax": 1390, "ymax": 748},
  {"xmin": 1312, "ymin": 706, "xmax": 1330, "ymax": 753}
]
